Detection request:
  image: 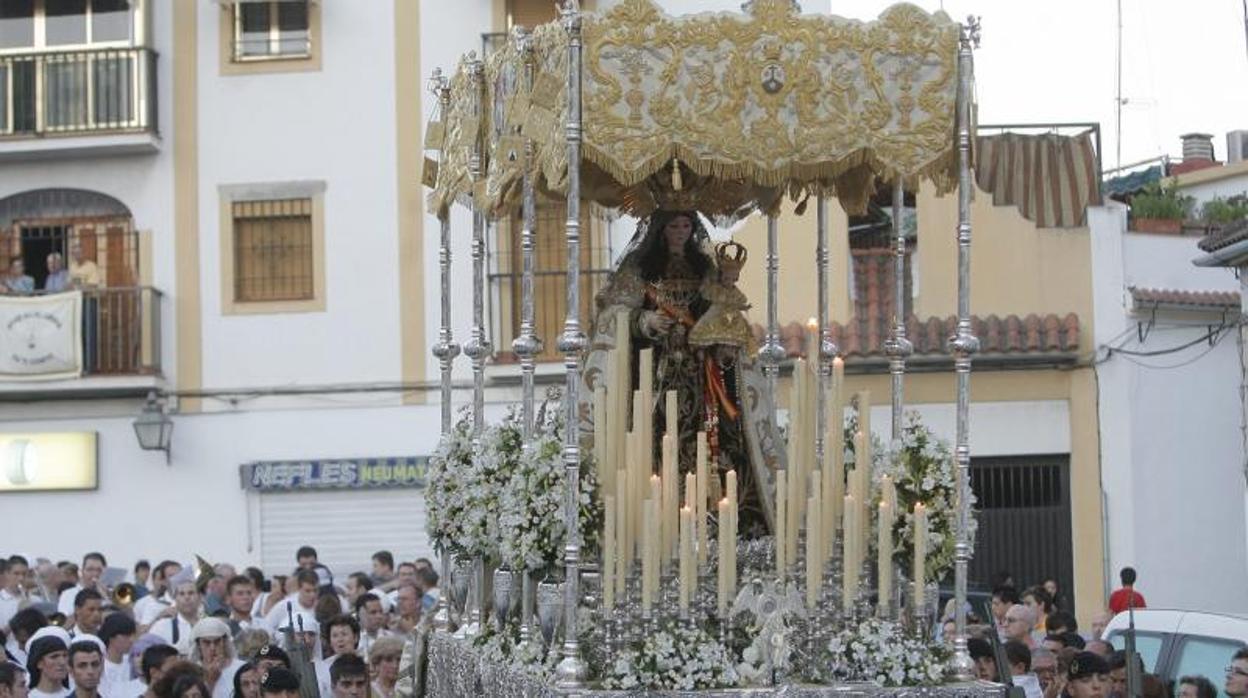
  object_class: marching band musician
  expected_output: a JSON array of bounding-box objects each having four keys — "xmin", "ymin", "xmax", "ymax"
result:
[
  {"xmin": 135, "ymin": 562, "xmax": 183, "ymax": 631},
  {"xmin": 147, "ymin": 569, "xmax": 202, "ymax": 656}
]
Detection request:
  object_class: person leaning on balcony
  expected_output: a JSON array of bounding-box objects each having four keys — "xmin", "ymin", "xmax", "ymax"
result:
[
  {"xmin": 3, "ymin": 257, "xmax": 34, "ymax": 294},
  {"xmin": 68, "ymin": 245, "xmax": 100, "ymax": 289},
  {"xmin": 45, "ymin": 253, "xmax": 70, "ymax": 293}
]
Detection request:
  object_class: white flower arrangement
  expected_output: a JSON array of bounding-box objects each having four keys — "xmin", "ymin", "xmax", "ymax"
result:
[
  {"xmin": 824, "ymin": 617, "xmax": 948, "ymax": 686},
  {"xmin": 601, "ymin": 623, "xmax": 740, "ymax": 691},
  {"xmin": 473, "ymin": 626, "xmax": 559, "ymax": 682},
  {"xmin": 425, "ymin": 411, "xmax": 476, "ymax": 556},
  {"xmin": 425, "ymin": 409, "xmax": 525, "ymax": 559},
  {"xmin": 496, "ymin": 403, "xmax": 601, "ymax": 573},
  {"xmin": 878, "ymin": 412, "xmax": 977, "ymax": 583}
]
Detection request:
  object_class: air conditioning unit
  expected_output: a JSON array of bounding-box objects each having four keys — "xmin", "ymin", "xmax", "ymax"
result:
[{"xmin": 1229, "ymin": 130, "xmax": 1248, "ymax": 164}]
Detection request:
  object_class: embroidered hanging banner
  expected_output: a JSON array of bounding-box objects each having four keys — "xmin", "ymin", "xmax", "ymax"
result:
[
  {"xmin": 0, "ymin": 292, "xmax": 82, "ymax": 380},
  {"xmin": 427, "ymin": 0, "xmax": 963, "ymax": 219}
]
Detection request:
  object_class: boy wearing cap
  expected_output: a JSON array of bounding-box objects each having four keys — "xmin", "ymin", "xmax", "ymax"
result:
[
  {"xmin": 27, "ymin": 635, "xmax": 70, "ymax": 698},
  {"xmin": 188, "ymin": 619, "xmax": 245, "ymax": 698},
  {"xmin": 1066, "ymin": 651, "xmax": 1110, "ymax": 698},
  {"xmin": 252, "ymin": 646, "xmax": 289, "ymax": 676},
  {"xmin": 258, "ymin": 668, "xmax": 298, "ymax": 698},
  {"xmin": 68, "ymin": 641, "xmax": 104, "ymax": 698},
  {"xmin": 149, "ymin": 571, "xmax": 202, "ymax": 655}
]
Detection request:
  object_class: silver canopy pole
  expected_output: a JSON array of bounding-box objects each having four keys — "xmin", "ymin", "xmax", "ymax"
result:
[
  {"xmin": 428, "ymin": 68, "xmax": 459, "ymax": 635},
  {"xmin": 946, "ymin": 16, "xmax": 981, "ymax": 683},
  {"xmin": 514, "ymin": 27, "xmax": 542, "ymax": 445},
  {"xmin": 759, "ymin": 213, "xmax": 785, "ymax": 406},
  {"xmin": 513, "ymin": 27, "xmax": 543, "ymax": 650},
  {"xmin": 463, "ymin": 56, "xmax": 491, "ymax": 440},
  {"xmin": 885, "ymin": 176, "xmax": 913, "ymax": 444},
  {"xmin": 554, "ymin": 1, "xmax": 589, "ymax": 688}
]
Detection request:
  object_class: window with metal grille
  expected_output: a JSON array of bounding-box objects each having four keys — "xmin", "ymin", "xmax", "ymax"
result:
[
  {"xmin": 490, "ymin": 198, "xmax": 610, "ymax": 363},
  {"xmin": 232, "ymin": 198, "xmax": 314, "ymax": 303},
  {"xmin": 233, "ymin": 0, "xmax": 309, "ymax": 61}
]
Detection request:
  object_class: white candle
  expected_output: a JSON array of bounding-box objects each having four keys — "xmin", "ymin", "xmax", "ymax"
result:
[
  {"xmin": 912, "ymin": 502, "xmax": 928, "ymax": 613},
  {"xmin": 842, "ymin": 493, "xmax": 856, "ymax": 611},
  {"xmin": 877, "ymin": 500, "xmax": 893, "ymax": 617},
  {"xmin": 775, "ymin": 469, "xmax": 787, "ymax": 575},
  {"xmin": 806, "ymin": 494, "xmax": 821, "ymax": 609},
  {"xmin": 881, "ymin": 473, "xmax": 897, "ymax": 512},
  {"xmin": 809, "ymin": 469, "xmax": 823, "ymax": 565},
  {"xmin": 594, "ymin": 384, "xmax": 608, "ymax": 499},
  {"xmin": 829, "ymin": 357, "xmax": 845, "ymax": 552},
  {"xmin": 662, "ymin": 435, "xmax": 677, "ymax": 564},
  {"xmin": 642, "ymin": 497, "xmax": 655, "ymax": 612},
  {"xmin": 717, "ymin": 498, "xmax": 729, "ymax": 615},
  {"xmin": 679, "ymin": 506, "xmax": 693, "ymax": 612},
  {"xmin": 604, "ymin": 495, "xmax": 616, "ymax": 611},
  {"xmin": 665, "ymin": 390, "xmax": 678, "ymax": 447},
  {"xmin": 725, "ymin": 471, "xmax": 738, "ymax": 599},
  {"xmin": 696, "ymin": 432, "xmax": 709, "ymax": 565},
  {"xmin": 616, "ymin": 469, "xmax": 628, "ymax": 591},
  {"xmin": 806, "ymin": 317, "xmax": 819, "ymax": 363}
]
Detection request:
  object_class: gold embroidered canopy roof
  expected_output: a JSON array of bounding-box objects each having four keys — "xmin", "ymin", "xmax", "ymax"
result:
[{"xmin": 425, "ymin": 0, "xmax": 964, "ymax": 218}]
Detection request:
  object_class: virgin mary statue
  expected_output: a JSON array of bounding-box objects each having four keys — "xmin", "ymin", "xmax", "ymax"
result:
[{"xmin": 584, "ymin": 210, "xmax": 781, "ymax": 536}]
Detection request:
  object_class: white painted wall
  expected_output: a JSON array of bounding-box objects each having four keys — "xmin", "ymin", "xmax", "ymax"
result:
[
  {"xmin": 196, "ymin": 1, "xmax": 404, "ymax": 395},
  {"xmin": 1180, "ymin": 172, "xmax": 1248, "ymax": 210},
  {"xmin": 1092, "ymin": 203, "xmax": 1248, "ymax": 613},
  {"xmin": 0, "ymin": 402, "xmax": 442, "ymax": 575}
]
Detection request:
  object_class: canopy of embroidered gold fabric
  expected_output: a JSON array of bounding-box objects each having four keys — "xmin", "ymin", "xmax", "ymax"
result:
[{"xmin": 425, "ymin": 0, "xmax": 964, "ymax": 219}]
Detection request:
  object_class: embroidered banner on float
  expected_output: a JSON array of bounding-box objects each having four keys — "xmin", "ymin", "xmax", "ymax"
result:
[{"xmin": 0, "ymin": 292, "xmax": 82, "ymax": 380}]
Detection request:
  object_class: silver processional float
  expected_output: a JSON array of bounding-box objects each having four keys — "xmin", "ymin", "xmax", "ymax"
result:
[{"xmin": 421, "ymin": 0, "xmax": 987, "ymax": 693}]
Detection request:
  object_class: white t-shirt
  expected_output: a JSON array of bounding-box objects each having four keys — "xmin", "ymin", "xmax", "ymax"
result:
[
  {"xmin": 134, "ymin": 593, "xmax": 173, "ymax": 627},
  {"xmin": 31, "ymin": 687, "xmax": 71, "ymax": 698},
  {"xmin": 57, "ymin": 584, "xmax": 85, "ymax": 617},
  {"xmin": 0, "ymin": 588, "xmax": 20, "ymax": 629},
  {"xmin": 263, "ymin": 599, "xmax": 315, "ymax": 634},
  {"xmin": 101, "ymin": 656, "xmax": 132, "ymax": 698},
  {"xmin": 148, "ymin": 615, "xmax": 198, "ymax": 655},
  {"xmin": 210, "ymin": 658, "xmax": 247, "ymax": 698}
]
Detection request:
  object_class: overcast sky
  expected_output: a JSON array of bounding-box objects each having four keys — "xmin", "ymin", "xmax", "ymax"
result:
[{"xmin": 651, "ymin": 0, "xmax": 1248, "ymax": 171}]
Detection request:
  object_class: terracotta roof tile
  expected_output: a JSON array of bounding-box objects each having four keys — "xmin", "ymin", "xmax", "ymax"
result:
[
  {"xmin": 1130, "ymin": 287, "xmax": 1241, "ymax": 309},
  {"xmin": 749, "ymin": 312, "xmax": 1080, "ymax": 359},
  {"xmin": 1197, "ymin": 217, "xmax": 1248, "ymax": 253}
]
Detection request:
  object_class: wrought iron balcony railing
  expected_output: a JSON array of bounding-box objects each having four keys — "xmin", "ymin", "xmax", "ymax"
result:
[{"xmin": 0, "ymin": 47, "xmax": 157, "ymax": 139}]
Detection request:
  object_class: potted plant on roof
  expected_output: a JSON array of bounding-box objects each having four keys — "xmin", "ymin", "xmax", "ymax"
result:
[
  {"xmin": 1201, "ymin": 193, "xmax": 1248, "ymax": 227},
  {"xmin": 1129, "ymin": 181, "xmax": 1193, "ymax": 234}
]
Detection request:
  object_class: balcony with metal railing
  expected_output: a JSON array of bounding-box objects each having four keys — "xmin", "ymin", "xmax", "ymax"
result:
[
  {"xmin": 0, "ymin": 46, "xmax": 159, "ymax": 160},
  {"xmin": 0, "ymin": 225, "xmax": 162, "ymax": 398}
]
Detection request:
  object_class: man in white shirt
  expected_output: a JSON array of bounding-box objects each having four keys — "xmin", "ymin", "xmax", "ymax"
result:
[
  {"xmin": 0, "ymin": 559, "xmax": 23, "ymax": 630},
  {"xmin": 67, "ymin": 641, "xmax": 104, "ymax": 698},
  {"xmin": 263, "ymin": 571, "xmax": 319, "ymax": 634},
  {"xmin": 188, "ymin": 619, "xmax": 245, "ymax": 698},
  {"xmin": 6, "ymin": 608, "xmax": 46, "ymax": 667},
  {"xmin": 70, "ymin": 591, "xmax": 103, "ymax": 639},
  {"xmin": 148, "ymin": 571, "xmax": 201, "ymax": 656},
  {"xmin": 57, "ymin": 555, "xmax": 106, "ymax": 621},
  {"xmin": 352, "ymin": 594, "xmax": 392, "ymax": 658},
  {"xmin": 26, "ymin": 635, "xmax": 70, "ymax": 698},
  {"xmin": 223, "ymin": 576, "xmax": 259, "ymax": 639},
  {"xmin": 97, "ymin": 614, "xmax": 135, "ymax": 698},
  {"xmin": 134, "ymin": 562, "xmax": 181, "ymax": 630}
]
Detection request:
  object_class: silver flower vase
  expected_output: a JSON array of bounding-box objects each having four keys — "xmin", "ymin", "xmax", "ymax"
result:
[
  {"xmin": 492, "ymin": 567, "xmax": 519, "ymax": 630},
  {"xmin": 449, "ymin": 555, "xmax": 472, "ymax": 621},
  {"xmin": 536, "ymin": 578, "xmax": 564, "ymax": 648}
]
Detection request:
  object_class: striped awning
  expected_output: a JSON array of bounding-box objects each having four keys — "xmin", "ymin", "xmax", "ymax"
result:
[{"xmin": 975, "ymin": 130, "xmax": 1102, "ymax": 228}]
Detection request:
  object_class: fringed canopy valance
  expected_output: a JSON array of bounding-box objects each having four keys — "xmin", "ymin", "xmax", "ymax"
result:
[{"xmin": 425, "ymin": 0, "xmax": 966, "ymax": 219}]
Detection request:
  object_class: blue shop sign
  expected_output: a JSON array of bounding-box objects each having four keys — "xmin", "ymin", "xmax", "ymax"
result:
[{"xmin": 241, "ymin": 457, "xmax": 429, "ymax": 491}]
